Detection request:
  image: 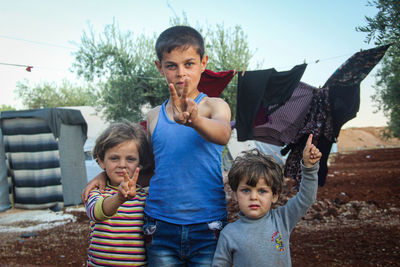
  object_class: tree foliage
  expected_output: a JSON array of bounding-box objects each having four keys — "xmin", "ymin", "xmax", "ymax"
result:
[
  {"xmin": 72, "ymin": 21, "xmax": 165, "ymax": 122},
  {"xmin": 15, "ymin": 79, "xmax": 96, "ymax": 109},
  {"xmin": 356, "ymin": 0, "xmax": 400, "ymax": 137},
  {"xmin": 0, "ymin": 105, "xmax": 16, "ymax": 117},
  {"xmin": 0, "ymin": 105, "xmax": 16, "ymax": 112},
  {"xmin": 72, "ymin": 16, "xmax": 260, "ymax": 122}
]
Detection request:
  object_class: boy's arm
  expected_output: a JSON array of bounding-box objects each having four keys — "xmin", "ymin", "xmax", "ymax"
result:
[{"xmin": 190, "ymin": 98, "xmax": 231, "ymax": 145}]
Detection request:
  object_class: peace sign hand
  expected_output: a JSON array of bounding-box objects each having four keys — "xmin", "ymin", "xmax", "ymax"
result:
[
  {"xmin": 118, "ymin": 168, "xmax": 139, "ymax": 202},
  {"xmin": 169, "ymin": 78, "xmax": 198, "ymax": 125}
]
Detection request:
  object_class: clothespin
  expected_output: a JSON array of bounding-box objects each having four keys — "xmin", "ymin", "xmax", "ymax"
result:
[
  {"xmin": 233, "ymin": 68, "xmax": 238, "ymax": 76},
  {"xmin": 26, "ymin": 66, "xmax": 33, "ymax": 72},
  {"xmin": 303, "ymin": 59, "xmax": 306, "ymax": 64},
  {"xmin": 241, "ymin": 68, "xmax": 246, "ymax": 77},
  {"xmin": 315, "ymin": 59, "xmax": 320, "ymax": 64}
]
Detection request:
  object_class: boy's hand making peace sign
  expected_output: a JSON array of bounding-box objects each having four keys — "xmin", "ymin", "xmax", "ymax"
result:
[
  {"xmin": 169, "ymin": 78, "xmax": 198, "ymax": 126},
  {"xmin": 302, "ymin": 134, "xmax": 322, "ymax": 167}
]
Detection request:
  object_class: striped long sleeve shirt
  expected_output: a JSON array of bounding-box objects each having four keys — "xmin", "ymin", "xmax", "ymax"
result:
[{"xmin": 85, "ymin": 183, "xmax": 148, "ymax": 266}]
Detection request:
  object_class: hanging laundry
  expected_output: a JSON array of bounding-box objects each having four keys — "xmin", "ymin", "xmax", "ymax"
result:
[
  {"xmin": 283, "ymin": 44, "xmax": 391, "ymax": 187},
  {"xmin": 235, "ymin": 64, "xmax": 307, "ymax": 141},
  {"xmin": 198, "ymin": 69, "xmax": 235, "ymax": 97},
  {"xmin": 140, "ymin": 120, "xmax": 147, "ymax": 132},
  {"xmin": 283, "ymin": 87, "xmax": 334, "ymax": 187},
  {"xmin": 324, "ymin": 44, "xmax": 391, "ymax": 87},
  {"xmin": 324, "ymin": 44, "xmax": 391, "ymax": 137},
  {"xmin": 328, "ymin": 84, "xmax": 360, "ymax": 137},
  {"xmin": 253, "ymin": 81, "xmax": 315, "ymax": 146}
]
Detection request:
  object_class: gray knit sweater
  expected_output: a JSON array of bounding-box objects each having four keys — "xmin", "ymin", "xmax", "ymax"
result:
[{"xmin": 212, "ymin": 162, "xmax": 319, "ymax": 267}]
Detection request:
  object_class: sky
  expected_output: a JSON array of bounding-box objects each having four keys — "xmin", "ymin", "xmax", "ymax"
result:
[{"xmin": 0, "ymin": 0, "xmax": 387, "ymax": 128}]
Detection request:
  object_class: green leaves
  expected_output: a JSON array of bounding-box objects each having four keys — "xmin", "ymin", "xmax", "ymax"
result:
[
  {"xmin": 72, "ymin": 21, "xmax": 166, "ymax": 122},
  {"xmin": 15, "ymin": 79, "xmax": 96, "ymax": 109},
  {"xmin": 357, "ymin": 0, "xmax": 400, "ymax": 137}
]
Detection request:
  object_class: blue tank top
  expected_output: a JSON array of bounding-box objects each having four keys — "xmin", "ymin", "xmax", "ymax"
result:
[{"xmin": 144, "ymin": 93, "xmax": 227, "ymax": 225}]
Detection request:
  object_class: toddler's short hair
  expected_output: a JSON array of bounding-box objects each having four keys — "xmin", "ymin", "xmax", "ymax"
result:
[
  {"xmin": 155, "ymin": 25, "xmax": 205, "ymax": 61},
  {"xmin": 228, "ymin": 149, "xmax": 283, "ymax": 195}
]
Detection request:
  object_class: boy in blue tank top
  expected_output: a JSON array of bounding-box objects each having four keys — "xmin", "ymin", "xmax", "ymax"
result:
[{"xmin": 82, "ymin": 25, "xmax": 232, "ymax": 266}]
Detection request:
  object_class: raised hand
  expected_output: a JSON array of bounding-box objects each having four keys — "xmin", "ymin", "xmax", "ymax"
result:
[
  {"xmin": 302, "ymin": 134, "xmax": 322, "ymax": 167},
  {"xmin": 169, "ymin": 78, "xmax": 198, "ymax": 125},
  {"xmin": 118, "ymin": 168, "xmax": 139, "ymax": 201}
]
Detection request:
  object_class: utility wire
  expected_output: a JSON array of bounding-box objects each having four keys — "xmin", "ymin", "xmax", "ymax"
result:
[{"xmin": 0, "ymin": 35, "xmax": 75, "ymax": 50}]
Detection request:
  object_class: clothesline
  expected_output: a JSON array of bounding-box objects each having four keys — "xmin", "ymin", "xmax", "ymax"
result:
[
  {"xmin": 273, "ymin": 52, "xmax": 353, "ymax": 70},
  {"xmin": 0, "ymin": 62, "xmax": 33, "ymax": 72},
  {"xmin": 0, "ymin": 35, "xmax": 75, "ymax": 50},
  {"xmin": 1, "ymin": 32, "xmax": 355, "ymax": 76}
]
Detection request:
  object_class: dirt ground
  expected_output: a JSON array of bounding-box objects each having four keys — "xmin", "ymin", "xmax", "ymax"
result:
[
  {"xmin": 0, "ymin": 127, "xmax": 399, "ymax": 266},
  {"xmin": 337, "ymin": 126, "xmax": 400, "ymax": 152}
]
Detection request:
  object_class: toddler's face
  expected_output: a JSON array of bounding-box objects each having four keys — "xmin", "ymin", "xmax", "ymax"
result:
[
  {"xmin": 234, "ymin": 177, "xmax": 278, "ymax": 220},
  {"xmin": 98, "ymin": 140, "xmax": 140, "ymax": 187}
]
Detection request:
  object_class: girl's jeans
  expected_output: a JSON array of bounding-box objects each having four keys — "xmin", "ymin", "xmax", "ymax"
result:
[{"xmin": 143, "ymin": 215, "xmax": 226, "ymax": 267}]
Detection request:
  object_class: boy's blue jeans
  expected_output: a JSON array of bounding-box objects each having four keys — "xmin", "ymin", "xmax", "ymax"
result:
[{"xmin": 143, "ymin": 215, "xmax": 226, "ymax": 267}]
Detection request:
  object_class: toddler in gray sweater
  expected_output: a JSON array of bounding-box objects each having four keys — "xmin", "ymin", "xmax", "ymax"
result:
[{"xmin": 212, "ymin": 134, "xmax": 321, "ymax": 267}]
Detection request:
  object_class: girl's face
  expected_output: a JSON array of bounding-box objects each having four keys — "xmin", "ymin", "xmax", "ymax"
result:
[{"xmin": 98, "ymin": 140, "xmax": 140, "ymax": 187}]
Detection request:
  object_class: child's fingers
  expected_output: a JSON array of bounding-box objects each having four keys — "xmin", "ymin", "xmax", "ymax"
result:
[
  {"xmin": 169, "ymin": 83, "xmax": 182, "ymax": 112},
  {"xmin": 182, "ymin": 111, "xmax": 190, "ymax": 121},
  {"xmin": 309, "ymin": 145, "xmax": 316, "ymax": 155},
  {"xmin": 119, "ymin": 183, "xmax": 129, "ymax": 198},
  {"xmin": 123, "ymin": 169, "xmax": 130, "ymax": 183},
  {"xmin": 131, "ymin": 167, "xmax": 140, "ymax": 186},
  {"xmin": 174, "ymin": 112, "xmax": 188, "ymax": 125},
  {"xmin": 169, "ymin": 83, "xmax": 178, "ymax": 99},
  {"xmin": 306, "ymin": 133, "xmax": 313, "ymax": 148},
  {"xmin": 186, "ymin": 99, "xmax": 196, "ymax": 114},
  {"xmin": 310, "ymin": 150, "xmax": 322, "ymax": 162},
  {"xmin": 181, "ymin": 77, "xmax": 190, "ymax": 100},
  {"xmin": 311, "ymin": 146, "xmax": 320, "ymax": 155},
  {"xmin": 127, "ymin": 169, "xmax": 139, "ymax": 199},
  {"xmin": 311, "ymin": 146, "xmax": 319, "ymax": 154}
]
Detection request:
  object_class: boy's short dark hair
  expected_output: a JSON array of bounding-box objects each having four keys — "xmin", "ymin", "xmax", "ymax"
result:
[
  {"xmin": 228, "ymin": 149, "xmax": 284, "ymax": 195},
  {"xmin": 155, "ymin": 25, "xmax": 205, "ymax": 61},
  {"xmin": 92, "ymin": 120, "xmax": 154, "ymax": 176}
]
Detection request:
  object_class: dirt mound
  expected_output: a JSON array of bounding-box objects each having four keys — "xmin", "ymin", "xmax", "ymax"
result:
[{"xmin": 337, "ymin": 126, "xmax": 400, "ymax": 152}]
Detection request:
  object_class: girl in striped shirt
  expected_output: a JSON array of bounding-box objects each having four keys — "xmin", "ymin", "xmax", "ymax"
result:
[{"xmin": 85, "ymin": 121, "xmax": 154, "ymax": 266}]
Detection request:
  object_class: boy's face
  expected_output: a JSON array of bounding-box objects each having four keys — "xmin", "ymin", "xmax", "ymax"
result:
[
  {"xmin": 155, "ymin": 46, "xmax": 208, "ymax": 98},
  {"xmin": 98, "ymin": 140, "xmax": 140, "ymax": 187},
  {"xmin": 233, "ymin": 177, "xmax": 279, "ymax": 220}
]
